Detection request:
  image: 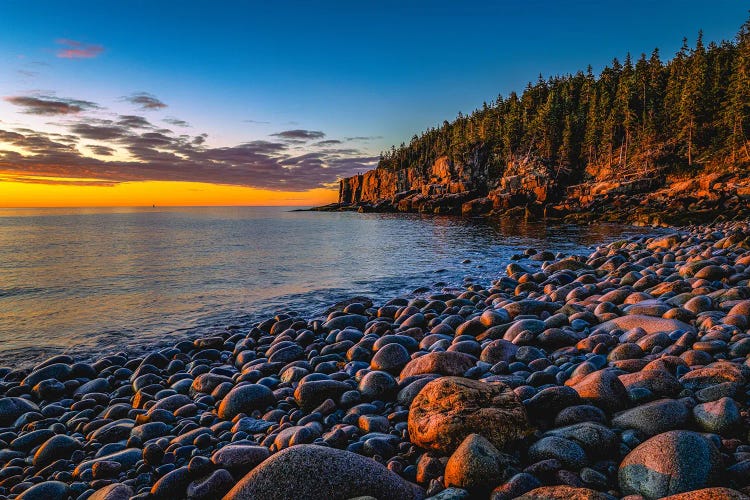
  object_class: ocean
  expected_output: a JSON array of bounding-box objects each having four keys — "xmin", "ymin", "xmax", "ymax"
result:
[{"xmin": 0, "ymin": 206, "xmax": 659, "ymax": 367}]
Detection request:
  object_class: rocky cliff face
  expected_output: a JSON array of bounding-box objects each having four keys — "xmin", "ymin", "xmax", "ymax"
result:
[
  {"xmin": 339, "ymin": 149, "xmax": 491, "ymax": 205},
  {"xmin": 329, "ymin": 153, "xmax": 750, "ymax": 226},
  {"xmin": 337, "ymin": 150, "xmax": 560, "ymax": 216}
]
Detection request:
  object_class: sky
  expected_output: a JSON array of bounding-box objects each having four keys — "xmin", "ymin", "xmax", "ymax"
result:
[{"xmin": 0, "ymin": 0, "xmax": 747, "ymax": 207}]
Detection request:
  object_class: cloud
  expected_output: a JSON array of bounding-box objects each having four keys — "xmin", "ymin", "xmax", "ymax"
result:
[
  {"xmin": 125, "ymin": 92, "xmax": 167, "ymax": 110},
  {"xmin": 0, "ymin": 92, "xmax": 377, "ymax": 191},
  {"xmin": 345, "ymin": 136, "xmax": 383, "ymax": 141},
  {"xmin": 118, "ymin": 115, "xmax": 153, "ymax": 129},
  {"xmin": 314, "ymin": 139, "xmax": 343, "ymax": 146},
  {"xmin": 71, "ymin": 123, "xmax": 127, "ymax": 141},
  {"xmin": 244, "ymin": 119, "xmax": 270, "ymax": 125},
  {"xmin": 88, "ymin": 145, "xmax": 115, "ymax": 156},
  {"xmin": 0, "ymin": 174, "xmax": 117, "ymax": 187},
  {"xmin": 163, "ymin": 117, "xmax": 190, "ymax": 127},
  {"xmin": 271, "ymin": 129, "xmax": 325, "ymax": 141},
  {"xmin": 17, "ymin": 70, "xmax": 38, "ymax": 78},
  {"xmin": 0, "ymin": 122, "xmax": 376, "ymax": 191},
  {"xmin": 56, "ymin": 39, "xmax": 104, "ymax": 59},
  {"xmin": 4, "ymin": 95, "xmax": 99, "ymax": 115}
]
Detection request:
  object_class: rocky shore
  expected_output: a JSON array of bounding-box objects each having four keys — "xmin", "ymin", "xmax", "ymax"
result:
[
  {"xmin": 318, "ymin": 154, "xmax": 750, "ymax": 227},
  {"xmin": 2, "ymin": 222, "xmax": 750, "ymax": 499}
]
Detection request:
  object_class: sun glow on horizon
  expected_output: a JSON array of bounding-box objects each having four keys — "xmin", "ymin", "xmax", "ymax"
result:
[{"xmin": 0, "ymin": 179, "xmax": 338, "ymax": 207}]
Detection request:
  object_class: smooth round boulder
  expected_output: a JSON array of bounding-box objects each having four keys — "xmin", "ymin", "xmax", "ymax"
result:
[
  {"xmin": 371, "ymin": 343, "xmax": 411, "ymax": 374},
  {"xmin": 408, "ymin": 376, "xmax": 532, "ymax": 454},
  {"xmin": 660, "ymin": 487, "xmax": 750, "ymax": 499},
  {"xmin": 400, "ymin": 352, "xmax": 475, "ymax": 380},
  {"xmin": 88, "ymin": 483, "xmax": 134, "ymax": 500},
  {"xmin": 211, "ymin": 444, "xmax": 270, "ymax": 475},
  {"xmin": 33, "ymin": 434, "xmax": 81, "ymax": 467},
  {"xmin": 358, "ymin": 370, "xmax": 397, "ymax": 401},
  {"xmin": 596, "ymin": 315, "xmax": 695, "ymax": 334},
  {"xmin": 514, "ymin": 485, "xmax": 616, "ymax": 500},
  {"xmin": 0, "ymin": 397, "xmax": 39, "ymax": 426},
  {"xmin": 527, "ymin": 436, "xmax": 588, "ymax": 469},
  {"xmin": 618, "ymin": 430, "xmax": 723, "ymax": 499},
  {"xmin": 611, "ymin": 399, "xmax": 689, "ymax": 437},
  {"xmin": 187, "ymin": 469, "xmax": 234, "ymax": 500},
  {"xmin": 294, "ymin": 379, "xmax": 349, "ymax": 412},
  {"xmin": 568, "ymin": 369, "xmax": 629, "ymax": 413},
  {"xmin": 16, "ymin": 481, "xmax": 69, "ymax": 500},
  {"xmin": 692, "ymin": 397, "xmax": 741, "ymax": 435},
  {"xmin": 218, "ymin": 384, "xmax": 275, "ymax": 419},
  {"xmin": 480, "ymin": 339, "xmax": 518, "ymax": 365},
  {"xmin": 444, "ymin": 433, "xmax": 509, "ymax": 494},
  {"xmin": 323, "ymin": 314, "xmax": 368, "ymax": 331},
  {"xmin": 222, "ymin": 444, "xmax": 424, "ymax": 500}
]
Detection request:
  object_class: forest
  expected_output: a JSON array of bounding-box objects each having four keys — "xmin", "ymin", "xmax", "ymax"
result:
[{"xmin": 377, "ymin": 18, "xmax": 750, "ymax": 184}]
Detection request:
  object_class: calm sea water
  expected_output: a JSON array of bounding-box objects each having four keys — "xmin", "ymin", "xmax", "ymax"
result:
[{"xmin": 0, "ymin": 206, "xmax": 659, "ymax": 367}]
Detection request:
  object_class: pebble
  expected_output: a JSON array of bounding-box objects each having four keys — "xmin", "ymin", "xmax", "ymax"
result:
[{"xmin": 2, "ymin": 221, "xmax": 750, "ymax": 499}]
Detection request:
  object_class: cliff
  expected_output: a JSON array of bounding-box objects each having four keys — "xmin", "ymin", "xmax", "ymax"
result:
[
  {"xmin": 334, "ymin": 149, "xmax": 561, "ymax": 216},
  {"xmin": 327, "ymin": 154, "xmax": 750, "ymax": 226}
]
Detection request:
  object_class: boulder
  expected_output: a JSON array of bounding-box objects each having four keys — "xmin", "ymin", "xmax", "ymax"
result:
[
  {"xmin": 444, "ymin": 433, "xmax": 509, "ymax": 494},
  {"xmin": 568, "ymin": 369, "xmax": 629, "ymax": 413},
  {"xmin": 618, "ymin": 430, "xmax": 723, "ymax": 499},
  {"xmin": 211, "ymin": 444, "xmax": 270, "ymax": 475},
  {"xmin": 222, "ymin": 444, "xmax": 424, "ymax": 500},
  {"xmin": 514, "ymin": 485, "xmax": 616, "ymax": 500},
  {"xmin": 400, "ymin": 352, "xmax": 475, "ymax": 380},
  {"xmin": 611, "ymin": 399, "xmax": 689, "ymax": 437},
  {"xmin": 88, "ymin": 484, "xmax": 134, "ymax": 500},
  {"xmin": 660, "ymin": 488, "xmax": 750, "ymax": 499},
  {"xmin": 408, "ymin": 377, "xmax": 532, "ymax": 454},
  {"xmin": 217, "ymin": 384, "xmax": 275, "ymax": 419},
  {"xmin": 0, "ymin": 397, "xmax": 39, "ymax": 426},
  {"xmin": 596, "ymin": 315, "xmax": 695, "ymax": 334}
]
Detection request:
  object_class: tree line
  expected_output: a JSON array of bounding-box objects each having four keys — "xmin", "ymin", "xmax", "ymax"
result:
[{"xmin": 378, "ymin": 17, "xmax": 750, "ymax": 184}]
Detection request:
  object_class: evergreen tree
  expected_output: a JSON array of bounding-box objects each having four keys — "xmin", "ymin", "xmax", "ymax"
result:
[{"xmin": 374, "ymin": 16, "xmax": 750, "ymax": 181}]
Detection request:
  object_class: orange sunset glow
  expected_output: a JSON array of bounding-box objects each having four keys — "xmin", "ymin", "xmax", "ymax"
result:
[{"xmin": 0, "ymin": 177, "xmax": 338, "ymax": 207}]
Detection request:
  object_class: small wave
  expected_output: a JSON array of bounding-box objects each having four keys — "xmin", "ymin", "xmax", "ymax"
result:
[{"xmin": 0, "ymin": 285, "xmax": 47, "ymax": 298}]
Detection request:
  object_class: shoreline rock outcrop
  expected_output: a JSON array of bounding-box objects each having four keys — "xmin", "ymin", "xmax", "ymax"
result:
[{"xmin": 321, "ymin": 154, "xmax": 750, "ymax": 227}]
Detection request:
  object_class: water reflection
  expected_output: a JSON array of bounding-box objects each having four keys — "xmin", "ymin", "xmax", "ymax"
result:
[{"xmin": 0, "ymin": 207, "xmax": 660, "ymax": 367}]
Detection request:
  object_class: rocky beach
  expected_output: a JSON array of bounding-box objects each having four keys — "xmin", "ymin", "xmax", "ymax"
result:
[{"xmin": 0, "ymin": 221, "xmax": 748, "ymax": 499}]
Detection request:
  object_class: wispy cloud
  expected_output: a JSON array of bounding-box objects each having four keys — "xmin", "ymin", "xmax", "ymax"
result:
[
  {"xmin": 125, "ymin": 92, "xmax": 167, "ymax": 110},
  {"xmin": 88, "ymin": 145, "xmax": 115, "ymax": 156},
  {"xmin": 118, "ymin": 115, "xmax": 152, "ymax": 129},
  {"xmin": 56, "ymin": 39, "xmax": 104, "ymax": 59},
  {"xmin": 244, "ymin": 119, "xmax": 270, "ymax": 125},
  {"xmin": 271, "ymin": 129, "xmax": 325, "ymax": 141},
  {"xmin": 4, "ymin": 94, "xmax": 99, "ymax": 116},
  {"xmin": 345, "ymin": 136, "xmax": 383, "ymax": 141},
  {"xmin": 164, "ymin": 117, "xmax": 190, "ymax": 127},
  {"xmin": 314, "ymin": 139, "xmax": 343, "ymax": 146}
]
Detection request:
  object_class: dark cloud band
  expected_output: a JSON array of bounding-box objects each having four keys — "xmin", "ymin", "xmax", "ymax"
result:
[
  {"xmin": 271, "ymin": 129, "xmax": 325, "ymax": 141},
  {"xmin": 125, "ymin": 92, "xmax": 167, "ymax": 110},
  {"xmin": 4, "ymin": 95, "xmax": 99, "ymax": 116}
]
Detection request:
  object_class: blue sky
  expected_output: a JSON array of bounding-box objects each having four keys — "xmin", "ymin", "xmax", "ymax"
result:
[{"xmin": 0, "ymin": 0, "xmax": 746, "ymax": 193}]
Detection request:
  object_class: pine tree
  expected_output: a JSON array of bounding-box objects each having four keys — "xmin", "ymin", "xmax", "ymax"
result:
[
  {"xmin": 375, "ymin": 16, "xmax": 750, "ymax": 177},
  {"xmin": 726, "ymin": 19, "xmax": 750, "ymax": 163},
  {"xmin": 679, "ymin": 32, "xmax": 707, "ymax": 165}
]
